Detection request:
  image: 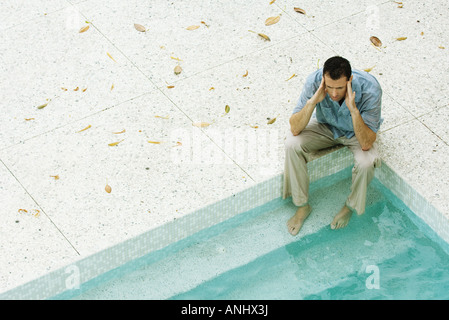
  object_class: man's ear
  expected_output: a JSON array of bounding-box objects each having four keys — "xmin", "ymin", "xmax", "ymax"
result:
[{"xmin": 349, "ymin": 74, "xmax": 353, "ymax": 82}]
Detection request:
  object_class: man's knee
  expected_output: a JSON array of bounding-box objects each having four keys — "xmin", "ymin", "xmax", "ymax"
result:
[{"xmin": 354, "ymin": 150, "xmax": 381, "ymax": 170}]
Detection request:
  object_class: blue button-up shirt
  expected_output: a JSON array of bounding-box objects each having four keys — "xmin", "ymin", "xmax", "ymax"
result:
[{"xmin": 293, "ymin": 68, "xmax": 382, "ymax": 139}]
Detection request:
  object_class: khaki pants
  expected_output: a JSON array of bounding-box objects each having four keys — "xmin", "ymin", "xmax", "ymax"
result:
[{"xmin": 283, "ymin": 119, "xmax": 381, "ymax": 214}]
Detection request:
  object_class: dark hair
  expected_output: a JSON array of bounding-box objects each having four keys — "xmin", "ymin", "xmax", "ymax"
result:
[{"xmin": 323, "ymin": 56, "xmax": 352, "ymax": 80}]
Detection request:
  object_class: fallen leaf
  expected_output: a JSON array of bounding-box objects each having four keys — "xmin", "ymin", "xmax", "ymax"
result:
[
  {"xmin": 174, "ymin": 65, "xmax": 182, "ymax": 75},
  {"xmin": 33, "ymin": 209, "xmax": 40, "ymax": 217},
  {"xmin": 269, "ymin": 0, "xmax": 276, "ymax": 4},
  {"xmin": 250, "ymin": 125, "xmax": 259, "ymax": 128},
  {"xmin": 370, "ymin": 36, "xmax": 382, "ymax": 47},
  {"xmin": 171, "ymin": 56, "xmax": 183, "ymax": 61},
  {"xmin": 173, "ymin": 141, "xmax": 182, "ymax": 147},
  {"xmin": 258, "ymin": 33, "xmax": 271, "ymax": 41},
  {"xmin": 242, "ymin": 70, "xmax": 248, "ymax": 77},
  {"xmin": 50, "ymin": 175, "xmax": 60, "ymax": 180},
  {"xmin": 134, "ymin": 23, "xmax": 146, "ymax": 32},
  {"xmin": 61, "ymin": 87, "xmax": 68, "ymax": 91},
  {"xmin": 37, "ymin": 102, "xmax": 48, "ymax": 109},
  {"xmin": 294, "ymin": 7, "xmax": 306, "ymax": 14},
  {"xmin": 79, "ymin": 25, "xmax": 90, "ymax": 33},
  {"xmin": 108, "ymin": 139, "xmax": 124, "ymax": 146},
  {"xmin": 265, "ymin": 16, "xmax": 280, "ymax": 26},
  {"xmin": 105, "ymin": 184, "xmax": 112, "ymax": 193},
  {"xmin": 201, "ymin": 21, "xmax": 210, "ymax": 28},
  {"xmin": 113, "ymin": 129, "xmax": 126, "ymax": 134},
  {"xmin": 225, "ymin": 105, "xmax": 230, "ymax": 113},
  {"xmin": 148, "ymin": 140, "xmax": 162, "ymax": 144},
  {"xmin": 209, "ymin": 87, "xmax": 215, "ymax": 91},
  {"xmin": 25, "ymin": 118, "xmax": 35, "ymax": 121},
  {"xmin": 155, "ymin": 115, "xmax": 169, "ymax": 119},
  {"xmin": 438, "ymin": 45, "xmax": 445, "ymax": 49},
  {"xmin": 285, "ymin": 74, "xmax": 297, "ymax": 81},
  {"xmin": 77, "ymin": 125, "xmax": 91, "ymax": 133},
  {"xmin": 18, "ymin": 209, "xmax": 28, "ymax": 214},
  {"xmin": 82, "ymin": 88, "xmax": 87, "ymax": 92},
  {"xmin": 167, "ymin": 85, "xmax": 175, "ymax": 89},
  {"xmin": 192, "ymin": 122, "xmax": 211, "ymax": 128},
  {"xmin": 107, "ymin": 52, "xmax": 117, "ymax": 62},
  {"xmin": 364, "ymin": 66, "xmax": 375, "ymax": 72},
  {"xmin": 187, "ymin": 25, "xmax": 200, "ymax": 30},
  {"xmin": 267, "ymin": 117, "xmax": 277, "ymax": 124},
  {"xmin": 74, "ymin": 87, "xmax": 79, "ymax": 91},
  {"xmin": 396, "ymin": 37, "xmax": 407, "ymax": 41}
]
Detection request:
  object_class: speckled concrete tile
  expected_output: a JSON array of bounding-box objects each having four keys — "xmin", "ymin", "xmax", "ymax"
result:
[
  {"xmin": 0, "ymin": 159, "xmax": 79, "ymax": 293},
  {"xmin": 0, "ymin": 0, "xmax": 70, "ymax": 31},
  {"xmin": 73, "ymin": 0, "xmax": 308, "ymax": 88},
  {"xmin": 0, "ymin": 89, "xmax": 254, "ymax": 257},
  {"xmin": 160, "ymin": 32, "xmax": 336, "ymax": 182},
  {"xmin": 0, "ymin": 9, "xmax": 156, "ymax": 149},
  {"xmin": 377, "ymin": 118, "xmax": 449, "ymax": 217},
  {"xmin": 275, "ymin": 0, "xmax": 387, "ymax": 32},
  {"xmin": 418, "ymin": 105, "xmax": 449, "ymax": 144}
]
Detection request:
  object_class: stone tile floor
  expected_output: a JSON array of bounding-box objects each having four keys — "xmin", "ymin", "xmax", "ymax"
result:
[{"xmin": 0, "ymin": 0, "xmax": 448, "ymax": 294}]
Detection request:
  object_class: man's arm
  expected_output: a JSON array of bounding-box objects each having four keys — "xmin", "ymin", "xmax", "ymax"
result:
[
  {"xmin": 345, "ymin": 77, "xmax": 376, "ymax": 151},
  {"xmin": 290, "ymin": 77, "xmax": 326, "ymax": 136}
]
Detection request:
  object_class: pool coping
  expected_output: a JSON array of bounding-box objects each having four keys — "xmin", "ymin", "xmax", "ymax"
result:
[{"xmin": 1, "ymin": 147, "xmax": 448, "ymax": 299}]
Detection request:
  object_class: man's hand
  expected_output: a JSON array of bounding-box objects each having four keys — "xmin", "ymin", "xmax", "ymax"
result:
[
  {"xmin": 345, "ymin": 75, "xmax": 356, "ymax": 112},
  {"xmin": 308, "ymin": 77, "xmax": 327, "ymax": 105}
]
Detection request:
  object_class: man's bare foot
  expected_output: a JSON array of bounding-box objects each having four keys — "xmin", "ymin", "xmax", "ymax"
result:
[
  {"xmin": 287, "ymin": 204, "xmax": 311, "ymax": 236},
  {"xmin": 330, "ymin": 205, "xmax": 353, "ymax": 230}
]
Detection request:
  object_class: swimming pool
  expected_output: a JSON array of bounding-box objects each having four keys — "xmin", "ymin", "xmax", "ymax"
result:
[{"xmin": 52, "ymin": 166, "xmax": 449, "ymax": 300}]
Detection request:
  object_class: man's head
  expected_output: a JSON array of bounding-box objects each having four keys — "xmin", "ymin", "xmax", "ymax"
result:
[{"xmin": 322, "ymin": 56, "xmax": 352, "ymax": 101}]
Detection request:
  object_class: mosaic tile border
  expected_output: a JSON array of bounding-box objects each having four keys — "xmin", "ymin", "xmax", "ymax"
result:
[{"xmin": 1, "ymin": 147, "xmax": 447, "ymax": 299}]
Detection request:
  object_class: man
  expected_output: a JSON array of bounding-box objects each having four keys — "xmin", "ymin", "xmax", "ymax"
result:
[{"xmin": 283, "ymin": 56, "xmax": 382, "ymax": 235}]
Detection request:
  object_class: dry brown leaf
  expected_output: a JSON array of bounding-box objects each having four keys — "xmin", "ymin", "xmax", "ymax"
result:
[
  {"xmin": 201, "ymin": 21, "xmax": 210, "ymax": 28},
  {"xmin": 113, "ymin": 129, "xmax": 126, "ymax": 134},
  {"xmin": 107, "ymin": 52, "xmax": 117, "ymax": 62},
  {"xmin": 209, "ymin": 87, "xmax": 215, "ymax": 91},
  {"xmin": 294, "ymin": 7, "xmax": 306, "ymax": 14},
  {"xmin": 370, "ymin": 36, "xmax": 382, "ymax": 47},
  {"xmin": 269, "ymin": 0, "xmax": 276, "ymax": 4},
  {"xmin": 108, "ymin": 139, "xmax": 124, "ymax": 147},
  {"xmin": 82, "ymin": 88, "xmax": 87, "ymax": 92},
  {"xmin": 74, "ymin": 87, "xmax": 79, "ymax": 91},
  {"xmin": 37, "ymin": 103, "xmax": 48, "ymax": 109},
  {"xmin": 173, "ymin": 141, "xmax": 182, "ymax": 147},
  {"xmin": 25, "ymin": 118, "xmax": 35, "ymax": 121},
  {"xmin": 77, "ymin": 125, "xmax": 91, "ymax": 133},
  {"xmin": 155, "ymin": 115, "xmax": 169, "ymax": 119},
  {"xmin": 187, "ymin": 25, "xmax": 200, "ymax": 30},
  {"xmin": 50, "ymin": 175, "xmax": 60, "ymax": 180},
  {"xmin": 192, "ymin": 122, "xmax": 211, "ymax": 128},
  {"xmin": 267, "ymin": 117, "xmax": 277, "ymax": 124},
  {"xmin": 148, "ymin": 140, "xmax": 162, "ymax": 144},
  {"xmin": 265, "ymin": 16, "xmax": 280, "ymax": 26},
  {"xmin": 396, "ymin": 37, "xmax": 407, "ymax": 41},
  {"xmin": 363, "ymin": 66, "xmax": 375, "ymax": 72},
  {"xmin": 285, "ymin": 74, "xmax": 297, "ymax": 81},
  {"xmin": 61, "ymin": 87, "xmax": 68, "ymax": 91},
  {"xmin": 258, "ymin": 33, "xmax": 271, "ymax": 41},
  {"xmin": 79, "ymin": 25, "xmax": 90, "ymax": 33},
  {"xmin": 167, "ymin": 85, "xmax": 175, "ymax": 89},
  {"xmin": 174, "ymin": 65, "xmax": 182, "ymax": 75},
  {"xmin": 171, "ymin": 56, "xmax": 183, "ymax": 61},
  {"xmin": 243, "ymin": 70, "xmax": 248, "ymax": 77},
  {"xmin": 439, "ymin": 45, "xmax": 445, "ymax": 49},
  {"xmin": 105, "ymin": 184, "xmax": 112, "ymax": 193},
  {"xmin": 110, "ymin": 83, "xmax": 114, "ymax": 91},
  {"xmin": 134, "ymin": 23, "xmax": 146, "ymax": 32}
]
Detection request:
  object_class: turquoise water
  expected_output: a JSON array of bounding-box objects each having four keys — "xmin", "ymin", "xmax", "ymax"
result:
[{"xmin": 54, "ymin": 167, "xmax": 449, "ymax": 300}]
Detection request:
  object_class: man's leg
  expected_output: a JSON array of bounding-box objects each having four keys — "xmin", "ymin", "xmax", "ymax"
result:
[
  {"xmin": 330, "ymin": 137, "xmax": 381, "ymax": 229},
  {"xmin": 283, "ymin": 119, "xmax": 337, "ymax": 235}
]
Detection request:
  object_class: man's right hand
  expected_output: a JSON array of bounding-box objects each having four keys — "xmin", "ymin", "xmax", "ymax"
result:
[{"xmin": 308, "ymin": 77, "xmax": 327, "ymax": 105}]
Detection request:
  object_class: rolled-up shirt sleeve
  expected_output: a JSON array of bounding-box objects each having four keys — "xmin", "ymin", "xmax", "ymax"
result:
[{"xmin": 359, "ymin": 89, "xmax": 382, "ymax": 133}]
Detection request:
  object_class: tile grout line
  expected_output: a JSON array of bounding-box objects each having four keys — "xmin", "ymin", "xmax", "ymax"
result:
[{"xmin": 0, "ymin": 158, "xmax": 81, "ymax": 256}]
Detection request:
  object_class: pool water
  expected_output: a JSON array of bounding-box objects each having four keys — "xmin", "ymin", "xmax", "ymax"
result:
[{"xmin": 54, "ymin": 167, "xmax": 449, "ymax": 300}]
